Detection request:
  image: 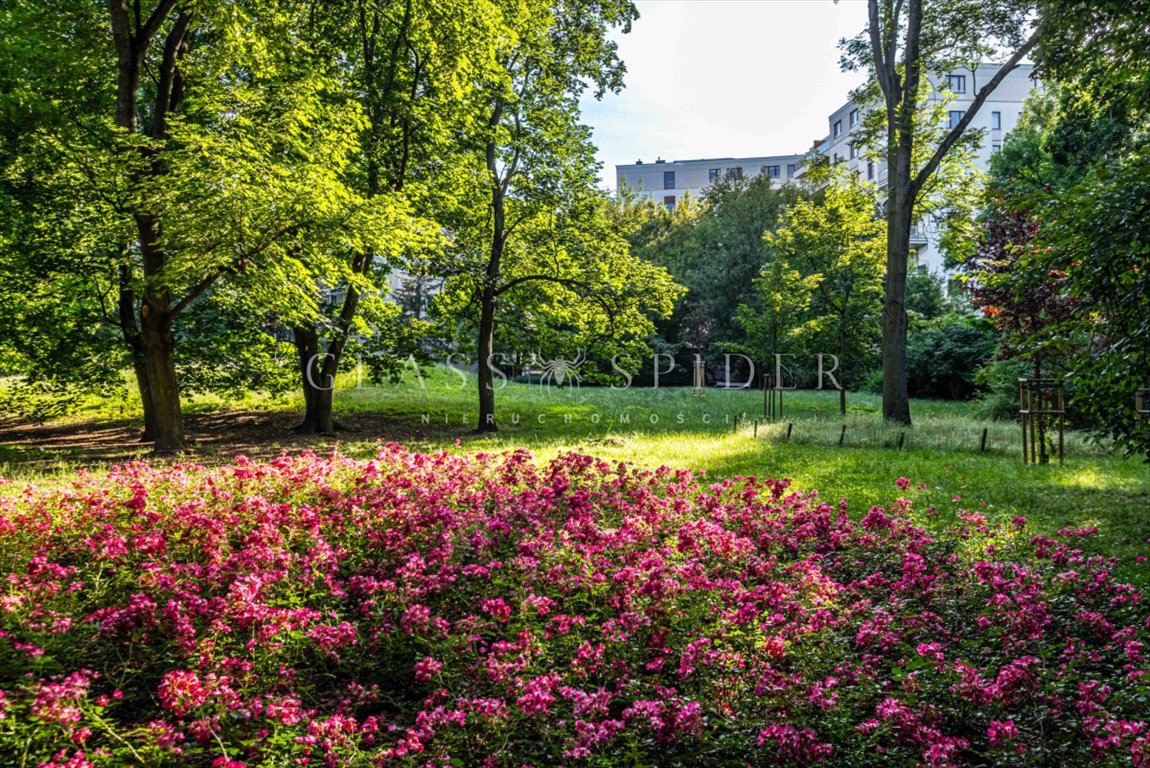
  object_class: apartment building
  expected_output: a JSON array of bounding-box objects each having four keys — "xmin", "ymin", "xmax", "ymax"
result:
[
  {"xmin": 812, "ymin": 63, "xmax": 1037, "ymax": 272},
  {"xmin": 615, "ymin": 63, "xmax": 1039, "ymax": 273},
  {"xmin": 616, "ymin": 153, "xmax": 806, "ymax": 212}
]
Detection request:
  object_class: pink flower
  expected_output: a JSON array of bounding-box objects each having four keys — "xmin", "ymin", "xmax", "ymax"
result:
[
  {"xmin": 482, "ymin": 598, "xmax": 512, "ymax": 621},
  {"xmin": 31, "ymin": 671, "xmax": 93, "ymax": 727},
  {"xmin": 674, "ymin": 701, "xmax": 703, "ymax": 737},
  {"xmin": 401, "ymin": 604, "xmax": 432, "ymax": 635},
  {"xmin": 157, "ymin": 670, "xmax": 210, "ymax": 716},
  {"xmin": 988, "ymin": 719, "xmax": 1019, "ymax": 749},
  {"xmin": 414, "ymin": 657, "xmax": 444, "ymax": 682}
]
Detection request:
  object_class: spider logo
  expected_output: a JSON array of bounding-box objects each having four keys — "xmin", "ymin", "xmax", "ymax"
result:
[{"xmin": 537, "ymin": 351, "xmax": 586, "ymax": 391}]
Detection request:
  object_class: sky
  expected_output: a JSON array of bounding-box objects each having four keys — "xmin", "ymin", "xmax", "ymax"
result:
[{"xmin": 579, "ymin": 0, "xmax": 872, "ymax": 190}]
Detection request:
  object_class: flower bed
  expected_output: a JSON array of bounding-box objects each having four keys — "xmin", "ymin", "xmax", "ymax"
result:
[{"xmin": 0, "ymin": 447, "xmax": 1146, "ymax": 767}]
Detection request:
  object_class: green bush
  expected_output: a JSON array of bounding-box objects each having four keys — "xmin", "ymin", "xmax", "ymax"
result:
[{"xmin": 906, "ymin": 315, "xmax": 997, "ymax": 400}]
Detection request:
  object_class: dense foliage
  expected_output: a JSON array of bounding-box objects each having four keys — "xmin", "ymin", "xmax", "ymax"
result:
[
  {"xmin": 965, "ymin": 72, "xmax": 1150, "ymax": 457},
  {"xmin": 635, "ymin": 175, "xmax": 805, "ymax": 352},
  {"xmin": 737, "ymin": 180, "xmax": 886, "ymax": 405},
  {"xmin": 1, "ymin": 449, "xmax": 1147, "ymax": 766},
  {"xmin": 0, "ymin": 0, "xmax": 679, "ymax": 444},
  {"xmin": 906, "ymin": 315, "xmax": 997, "ymax": 400}
]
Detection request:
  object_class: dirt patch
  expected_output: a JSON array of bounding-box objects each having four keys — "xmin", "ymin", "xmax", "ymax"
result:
[{"xmin": 0, "ymin": 408, "xmax": 464, "ymax": 469}]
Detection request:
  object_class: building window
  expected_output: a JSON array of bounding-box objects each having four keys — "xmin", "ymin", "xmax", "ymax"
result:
[
  {"xmin": 708, "ymin": 168, "xmax": 720, "ymax": 182},
  {"xmin": 992, "ymin": 143, "xmax": 1002, "ymax": 152},
  {"xmin": 947, "ymin": 110, "xmax": 965, "ymax": 129},
  {"xmin": 728, "ymin": 166, "xmax": 743, "ymax": 179},
  {"xmin": 867, "ymin": 161, "xmax": 874, "ymax": 180},
  {"xmin": 833, "ymin": 120, "xmax": 842, "ymax": 138},
  {"xmin": 833, "ymin": 153, "xmax": 841, "ymax": 163},
  {"xmin": 663, "ymin": 195, "xmax": 676, "ymax": 212},
  {"xmin": 991, "ymin": 111, "xmax": 1002, "ymax": 130},
  {"xmin": 786, "ymin": 163, "xmax": 796, "ymax": 178},
  {"xmin": 663, "ymin": 170, "xmax": 675, "ymax": 189},
  {"xmin": 947, "ymin": 74, "xmax": 966, "ymax": 93},
  {"xmin": 849, "ymin": 143, "xmax": 859, "ymax": 159},
  {"xmin": 763, "ymin": 165, "xmax": 780, "ymax": 178},
  {"xmin": 849, "ymin": 109, "xmax": 859, "ymax": 126}
]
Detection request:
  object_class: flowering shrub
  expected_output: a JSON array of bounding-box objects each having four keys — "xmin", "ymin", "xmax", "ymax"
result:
[{"xmin": 0, "ymin": 447, "xmax": 1147, "ymax": 767}]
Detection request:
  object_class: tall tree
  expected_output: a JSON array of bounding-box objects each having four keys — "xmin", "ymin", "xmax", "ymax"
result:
[
  {"xmin": 0, "ymin": 2, "xmax": 366, "ymax": 452},
  {"xmin": 841, "ymin": 0, "xmax": 1038, "ymax": 424},
  {"xmin": 441, "ymin": 0, "xmax": 679, "ymax": 432},
  {"xmin": 734, "ymin": 256, "xmax": 818, "ymax": 374},
  {"xmin": 287, "ymin": 0, "xmax": 500, "ymax": 435}
]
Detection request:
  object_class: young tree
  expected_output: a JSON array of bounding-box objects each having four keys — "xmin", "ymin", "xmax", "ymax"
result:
[
  {"xmin": 841, "ymin": 0, "xmax": 1038, "ymax": 424},
  {"xmin": 734, "ymin": 256, "xmax": 818, "ymax": 375},
  {"xmin": 736, "ymin": 180, "xmax": 885, "ymax": 413}
]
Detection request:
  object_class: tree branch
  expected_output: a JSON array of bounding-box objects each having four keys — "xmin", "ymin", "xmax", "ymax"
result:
[
  {"xmin": 495, "ymin": 273, "xmax": 594, "ymax": 297},
  {"xmin": 168, "ymin": 270, "xmax": 220, "ymax": 319},
  {"xmin": 139, "ymin": 0, "xmax": 180, "ymax": 51},
  {"xmin": 149, "ymin": 12, "xmax": 190, "ymax": 140},
  {"xmin": 910, "ymin": 29, "xmax": 1039, "ymax": 200}
]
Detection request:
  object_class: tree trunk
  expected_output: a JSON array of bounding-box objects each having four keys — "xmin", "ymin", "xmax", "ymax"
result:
[
  {"xmin": 304, "ymin": 387, "xmax": 336, "ymax": 436},
  {"xmin": 882, "ymin": 200, "xmax": 913, "ymax": 425},
  {"xmin": 293, "ymin": 326, "xmax": 338, "ymax": 436},
  {"xmin": 476, "ymin": 109, "xmax": 506, "ymax": 434},
  {"xmin": 118, "ymin": 260, "xmax": 155, "ymax": 441},
  {"xmin": 132, "ymin": 359, "xmax": 156, "ymax": 443},
  {"xmin": 293, "ymin": 347, "xmax": 340, "ymax": 435},
  {"xmin": 880, "ymin": 73, "xmax": 917, "ymax": 426},
  {"xmin": 839, "ymin": 327, "xmax": 848, "ymax": 416},
  {"xmin": 140, "ymin": 303, "xmax": 185, "ymax": 454},
  {"xmin": 294, "ymin": 326, "xmax": 319, "ymax": 433},
  {"xmin": 477, "ymin": 285, "xmax": 498, "ymax": 433}
]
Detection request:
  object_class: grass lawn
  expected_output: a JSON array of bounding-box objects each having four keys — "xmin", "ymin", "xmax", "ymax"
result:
[{"xmin": 3, "ymin": 365, "xmax": 1148, "ymax": 581}]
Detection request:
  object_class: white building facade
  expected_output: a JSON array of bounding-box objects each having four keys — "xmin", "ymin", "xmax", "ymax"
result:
[
  {"xmin": 616, "ymin": 154, "xmax": 805, "ymax": 213},
  {"xmin": 615, "ymin": 63, "xmax": 1039, "ymax": 273},
  {"xmin": 812, "ymin": 63, "xmax": 1038, "ymax": 273}
]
